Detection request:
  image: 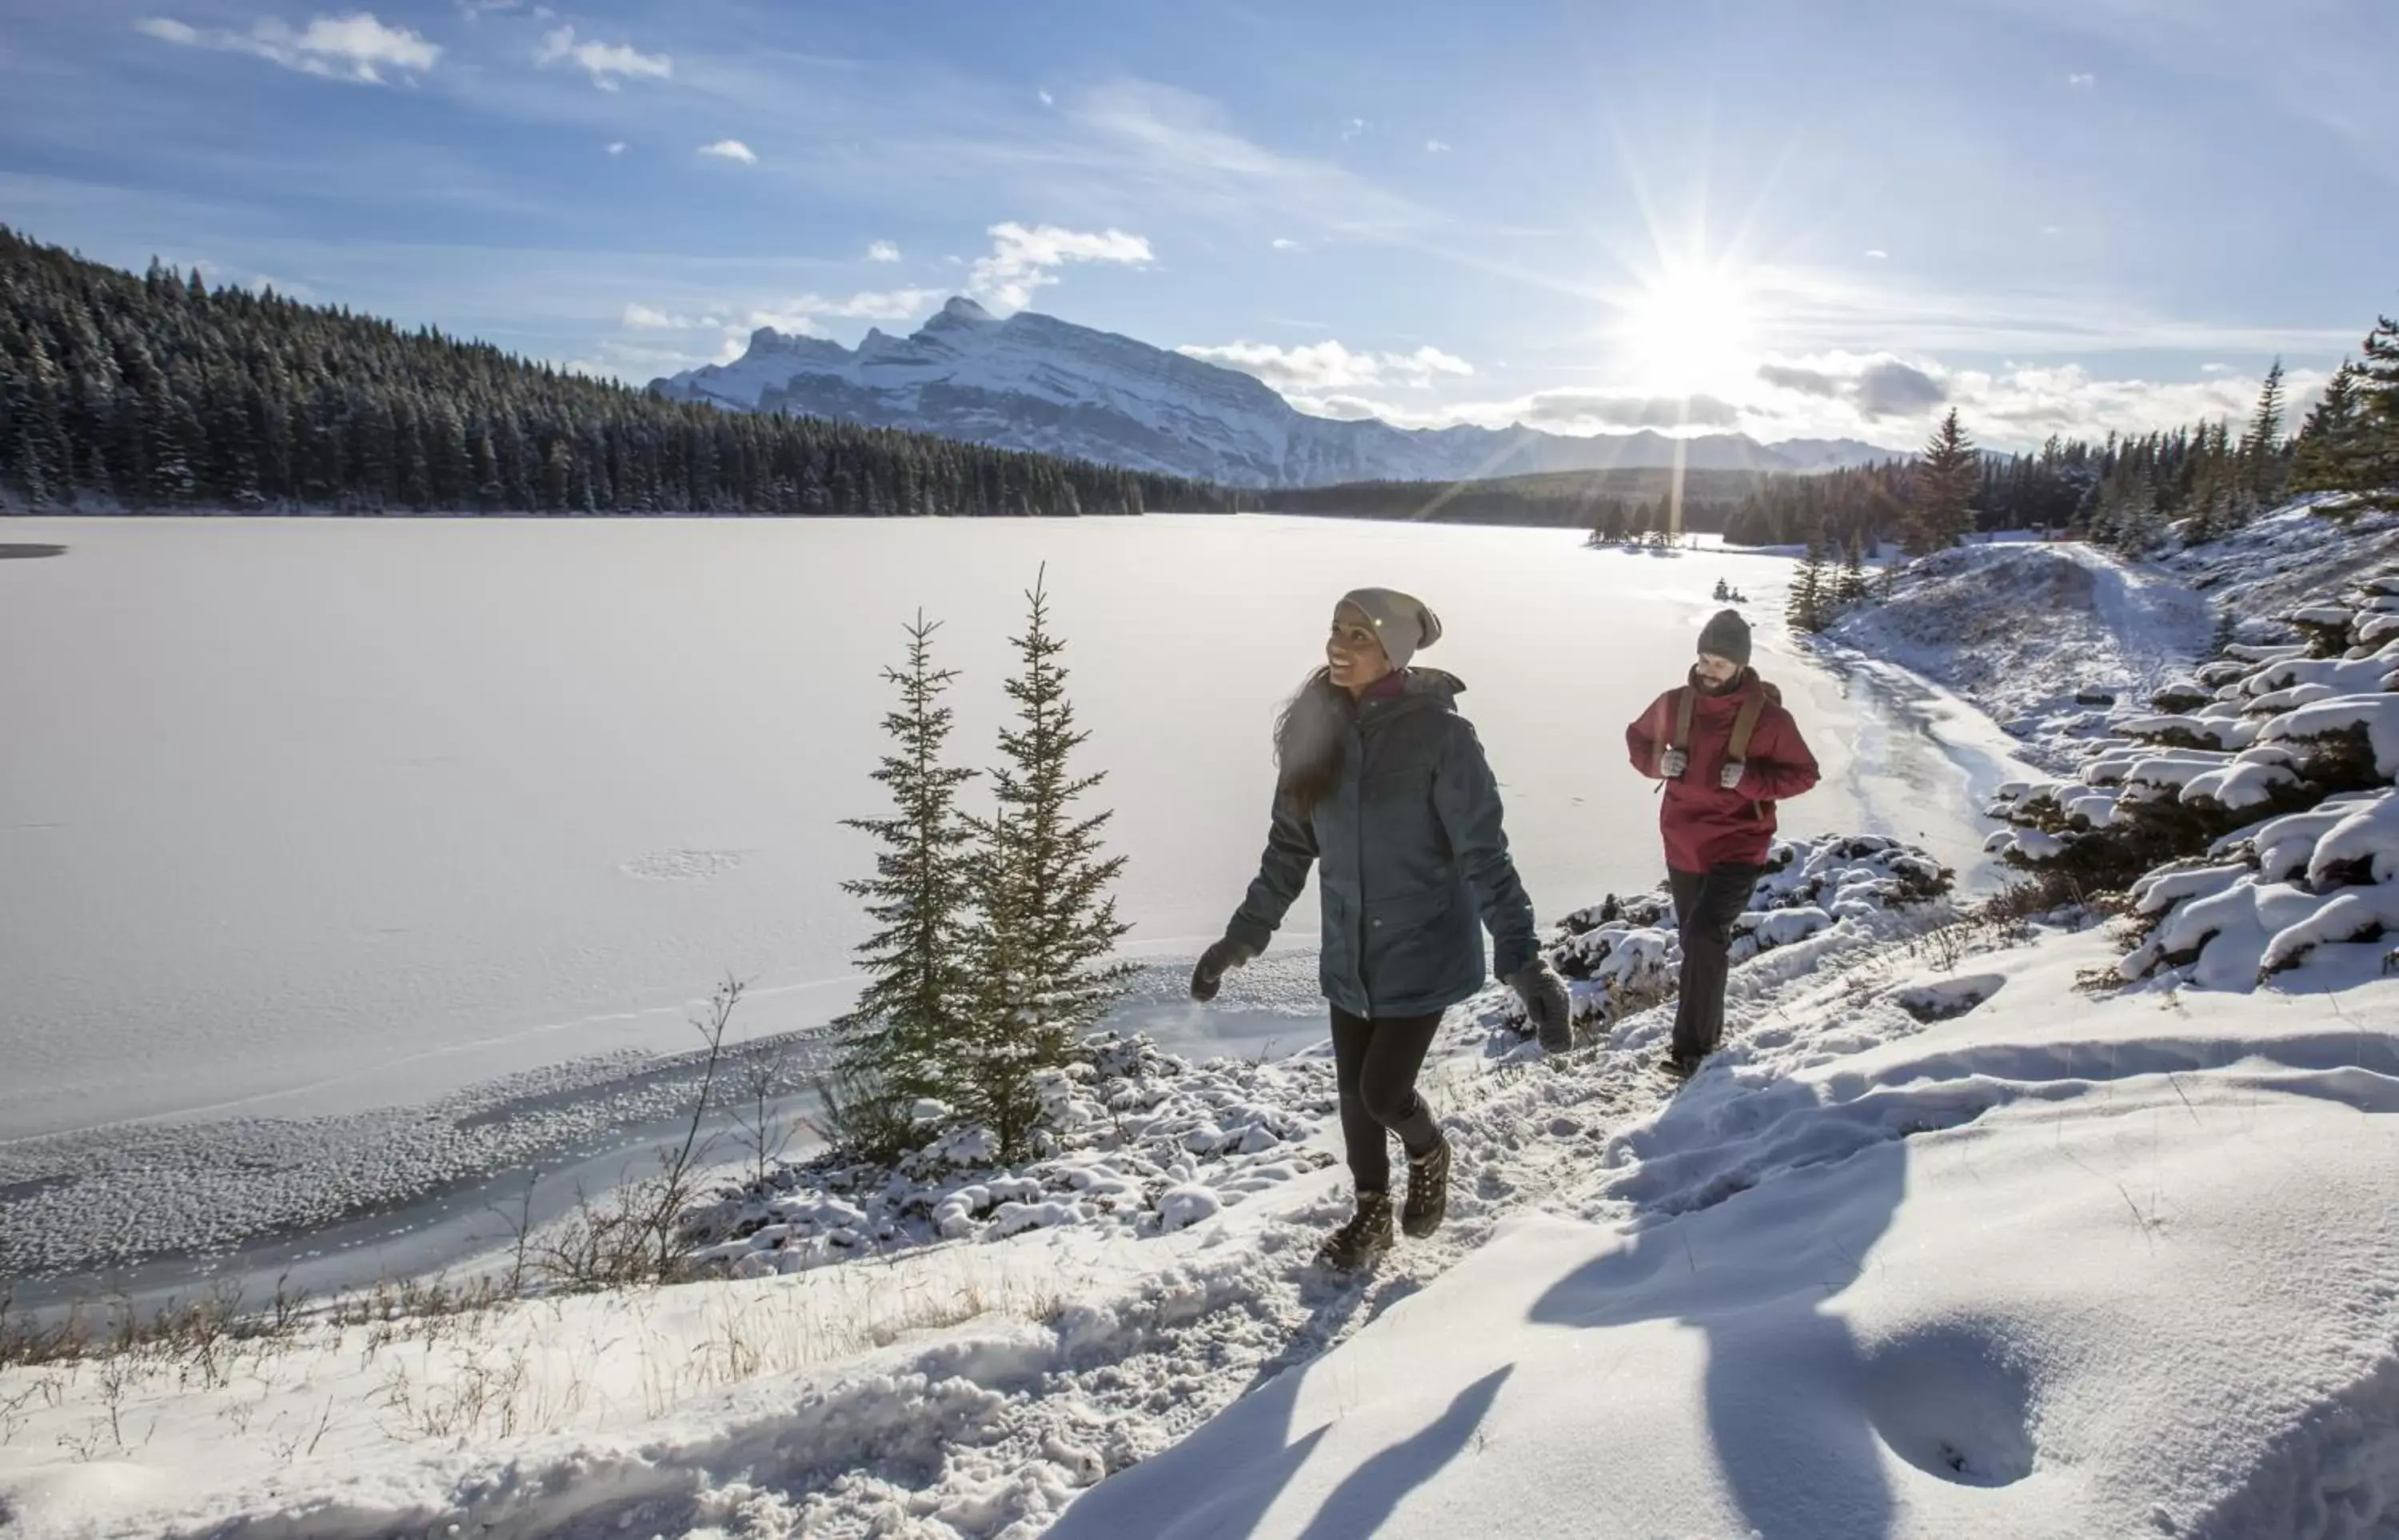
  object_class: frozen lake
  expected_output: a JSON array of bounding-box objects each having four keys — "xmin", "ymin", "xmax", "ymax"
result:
[{"xmin": 1, "ymin": 514, "xmax": 2007, "ymax": 1285}]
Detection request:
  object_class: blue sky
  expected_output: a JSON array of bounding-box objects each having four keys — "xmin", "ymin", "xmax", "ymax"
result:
[{"xmin": 3, "ymin": 0, "xmax": 2393, "ymax": 450}]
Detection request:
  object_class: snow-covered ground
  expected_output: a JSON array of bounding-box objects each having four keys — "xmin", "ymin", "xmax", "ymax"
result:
[
  {"xmin": 2, "ymin": 514, "xmax": 2000, "ymax": 1291},
  {"xmin": 1820, "ymin": 539, "xmax": 2217, "ymax": 768},
  {"xmin": 8, "ymin": 507, "xmax": 2394, "ymax": 1540}
]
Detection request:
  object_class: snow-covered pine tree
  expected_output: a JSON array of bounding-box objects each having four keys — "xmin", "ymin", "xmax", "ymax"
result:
[
  {"xmin": 960, "ymin": 573, "xmax": 1134, "ymax": 1161},
  {"xmin": 1788, "ymin": 537, "xmax": 1830, "ymax": 632},
  {"xmin": 827, "ymin": 614, "xmax": 979, "ymax": 1160},
  {"xmin": 1903, "ymin": 409, "xmax": 1978, "ymax": 555},
  {"xmin": 1835, "ymin": 541, "xmax": 1870, "ymax": 608}
]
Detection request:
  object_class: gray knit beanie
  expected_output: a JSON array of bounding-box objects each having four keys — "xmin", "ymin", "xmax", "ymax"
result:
[
  {"xmin": 1697, "ymin": 608, "xmax": 1751, "ymax": 667},
  {"xmin": 1337, "ymin": 587, "xmax": 1443, "ymax": 672}
]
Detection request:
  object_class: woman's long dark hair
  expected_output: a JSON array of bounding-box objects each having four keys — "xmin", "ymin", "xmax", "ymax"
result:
[{"xmin": 1273, "ymin": 667, "xmax": 1349, "ymax": 817}]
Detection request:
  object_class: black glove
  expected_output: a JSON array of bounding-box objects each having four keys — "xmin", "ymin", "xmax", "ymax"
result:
[
  {"xmin": 1508, "ymin": 961, "xmax": 1573, "ymax": 1053},
  {"xmin": 1190, "ymin": 936, "xmax": 1258, "ymax": 1002}
]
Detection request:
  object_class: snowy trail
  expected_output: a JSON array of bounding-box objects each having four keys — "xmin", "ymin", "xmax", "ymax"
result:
[{"xmin": 0, "ymin": 855, "xmax": 1947, "ymax": 1539}]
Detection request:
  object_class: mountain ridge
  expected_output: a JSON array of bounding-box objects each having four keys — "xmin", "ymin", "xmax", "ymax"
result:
[{"xmin": 651, "ymin": 298, "xmax": 1904, "ymax": 488}]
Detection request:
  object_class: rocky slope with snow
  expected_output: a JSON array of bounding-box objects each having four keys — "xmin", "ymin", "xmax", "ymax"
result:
[{"xmin": 651, "ymin": 298, "xmax": 1898, "ymax": 488}]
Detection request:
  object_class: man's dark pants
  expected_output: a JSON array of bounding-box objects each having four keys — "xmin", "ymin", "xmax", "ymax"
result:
[{"xmin": 1669, "ymin": 864, "xmax": 1762, "ymax": 1061}]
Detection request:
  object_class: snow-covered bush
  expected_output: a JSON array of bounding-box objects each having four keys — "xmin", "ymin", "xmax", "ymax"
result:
[
  {"xmin": 679, "ymin": 1033, "xmax": 1337, "ymax": 1276},
  {"xmin": 1532, "ymin": 834, "xmax": 1954, "ymax": 1031},
  {"xmin": 1986, "ymin": 562, "xmax": 2399, "ymax": 991}
]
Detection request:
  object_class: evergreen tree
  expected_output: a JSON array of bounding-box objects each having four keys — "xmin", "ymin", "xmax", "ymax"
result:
[
  {"xmin": 2239, "ymin": 357, "xmax": 2288, "ymax": 506},
  {"xmin": 2291, "ymin": 362, "xmax": 2367, "ymax": 501},
  {"xmin": 2353, "ymin": 317, "xmax": 2399, "ymax": 510},
  {"xmin": 1835, "ymin": 541, "xmax": 1870, "ymax": 608},
  {"xmin": 1904, "ymin": 409, "xmax": 1978, "ymax": 554},
  {"xmin": 828, "ymin": 616, "xmax": 980, "ymax": 1159},
  {"xmin": 1788, "ymin": 537, "xmax": 1830, "ymax": 632},
  {"xmin": 960, "ymin": 573, "xmax": 1135, "ymax": 1160}
]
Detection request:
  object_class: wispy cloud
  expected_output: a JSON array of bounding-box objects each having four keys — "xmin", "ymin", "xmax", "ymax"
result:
[
  {"xmin": 864, "ymin": 240, "xmax": 900, "ymax": 262},
  {"xmin": 1424, "ymin": 138, "xmax": 1451, "ymax": 153},
  {"xmin": 2068, "ymin": 70, "xmax": 2097, "ymax": 87},
  {"xmin": 1178, "ymin": 339, "xmax": 1472, "ymax": 391},
  {"xmin": 1038, "ymin": 89, "xmax": 1054, "ymax": 106},
  {"xmin": 1340, "ymin": 117, "xmax": 1367, "ymax": 142},
  {"xmin": 1733, "ymin": 262, "xmax": 2363, "ymax": 357},
  {"xmin": 605, "ymin": 140, "xmax": 627, "ymax": 155},
  {"xmin": 535, "ymin": 26, "xmax": 671, "ymax": 91},
  {"xmin": 968, "ymin": 221, "xmax": 1151, "ymax": 312},
  {"xmin": 754, "ymin": 287, "xmax": 944, "ymax": 327},
  {"xmin": 1071, "ymin": 81, "xmax": 1428, "ymax": 239},
  {"xmin": 1271, "ymin": 237, "xmax": 1302, "ymax": 252},
  {"xmin": 134, "ymin": 12, "xmax": 439, "ymax": 84},
  {"xmin": 1863, "ymin": 248, "xmax": 1889, "ymax": 260},
  {"xmin": 698, "ymin": 139, "xmax": 756, "ymax": 164}
]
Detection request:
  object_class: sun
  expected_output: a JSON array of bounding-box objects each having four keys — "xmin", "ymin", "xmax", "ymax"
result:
[{"xmin": 1612, "ymin": 259, "xmax": 1760, "ymax": 399}]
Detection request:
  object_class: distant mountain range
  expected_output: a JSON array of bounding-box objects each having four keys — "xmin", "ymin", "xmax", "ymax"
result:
[{"xmin": 651, "ymin": 298, "xmax": 1902, "ymax": 489}]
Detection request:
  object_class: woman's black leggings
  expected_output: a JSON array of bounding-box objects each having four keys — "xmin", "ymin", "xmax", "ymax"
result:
[{"xmin": 1330, "ymin": 1006, "xmax": 1444, "ymax": 1194}]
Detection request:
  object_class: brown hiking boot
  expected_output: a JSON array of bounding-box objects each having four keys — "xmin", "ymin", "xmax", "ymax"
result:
[
  {"xmin": 1402, "ymin": 1135, "xmax": 1451, "ymax": 1239},
  {"xmin": 1316, "ymin": 1190, "xmax": 1394, "ymax": 1272}
]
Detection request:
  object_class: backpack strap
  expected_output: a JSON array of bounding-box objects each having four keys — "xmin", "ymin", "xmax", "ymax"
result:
[
  {"xmin": 1653, "ymin": 687, "xmax": 1696, "ymax": 777},
  {"xmin": 1727, "ymin": 690, "xmax": 1767, "ymax": 764}
]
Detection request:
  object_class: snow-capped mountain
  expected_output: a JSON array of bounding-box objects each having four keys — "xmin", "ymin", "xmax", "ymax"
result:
[{"xmin": 650, "ymin": 298, "xmax": 1901, "ymax": 487}]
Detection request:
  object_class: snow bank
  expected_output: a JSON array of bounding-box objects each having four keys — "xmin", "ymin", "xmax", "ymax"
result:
[
  {"xmin": 1048, "ymin": 931, "xmax": 2399, "ymax": 1540},
  {"xmin": 1982, "ymin": 552, "xmax": 2399, "ymax": 993}
]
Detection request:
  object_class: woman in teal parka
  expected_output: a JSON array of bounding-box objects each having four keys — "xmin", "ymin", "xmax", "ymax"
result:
[{"xmin": 1190, "ymin": 588, "xmax": 1571, "ymax": 1271}]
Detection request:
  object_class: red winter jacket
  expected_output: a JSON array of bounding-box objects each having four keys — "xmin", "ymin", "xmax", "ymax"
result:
[{"xmin": 1625, "ymin": 668, "xmax": 1821, "ymax": 873}]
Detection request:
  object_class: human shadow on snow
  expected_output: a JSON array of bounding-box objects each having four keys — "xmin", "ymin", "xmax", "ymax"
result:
[
  {"xmin": 1048, "ymin": 1279, "xmax": 1506, "ymax": 1540},
  {"xmin": 1527, "ymin": 1075, "xmax": 1910, "ymax": 1540}
]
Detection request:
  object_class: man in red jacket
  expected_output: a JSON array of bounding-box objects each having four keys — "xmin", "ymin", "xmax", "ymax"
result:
[{"xmin": 1625, "ymin": 609, "xmax": 1821, "ymax": 1078}]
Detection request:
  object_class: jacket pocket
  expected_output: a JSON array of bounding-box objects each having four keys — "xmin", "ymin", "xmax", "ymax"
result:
[{"xmin": 1360, "ymin": 884, "xmax": 1472, "ymax": 1009}]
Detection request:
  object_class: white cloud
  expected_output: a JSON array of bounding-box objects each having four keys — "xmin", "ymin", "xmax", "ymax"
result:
[
  {"xmin": 743, "ymin": 288, "xmax": 945, "ymax": 333},
  {"xmin": 2068, "ymin": 70, "xmax": 2097, "ymax": 87},
  {"xmin": 1038, "ymin": 89, "xmax": 1055, "ymax": 106},
  {"xmin": 1178, "ymin": 339, "xmax": 1473, "ymax": 392},
  {"xmin": 1758, "ymin": 352, "xmax": 1950, "ymax": 419},
  {"xmin": 865, "ymin": 240, "xmax": 901, "ymax": 263},
  {"xmin": 605, "ymin": 140, "xmax": 627, "ymax": 155},
  {"xmin": 1864, "ymin": 248, "xmax": 1890, "ymax": 259},
  {"xmin": 536, "ymin": 26, "xmax": 671, "ymax": 90},
  {"xmin": 1747, "ymin": 349, "xmax": 2327, "ymax": 448},
  {"xmin": 136, "ymin": 11, "xmax": 440, "ymax": 83},
  {"xmin": 622, "ymin": 303, "xmax": 681, "ymax": 329},
  {"xmin": 967, "ymin": 221, "xmax": 1152, "ymax": 312},
  {"xmin": 1424, "ymin": 138, "xmax": 1451, "ymax": 153},
  {"xmin": 1271, "ymin": 237, "xmax": 1302, "ymax": 251},
  {"xmin": 1340, "ymin": 117, "xmax": 1367, "ymax": 142},
  {"xmin": 698, "ymin": 139, "xmax": 757, "ymax": 164}
]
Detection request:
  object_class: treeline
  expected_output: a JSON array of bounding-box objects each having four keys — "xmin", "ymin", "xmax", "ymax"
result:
[
  {"xmin": 1726, "ymin": 313, "xmax": 2399, "ymax": 553},
  {"xmin": 1262, "ymin": 467, "xmax": 1772, "ymax": 531},
  {"xmin": 0, "ymin": 226, "xmax": 1232, "ymax": 517}
]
